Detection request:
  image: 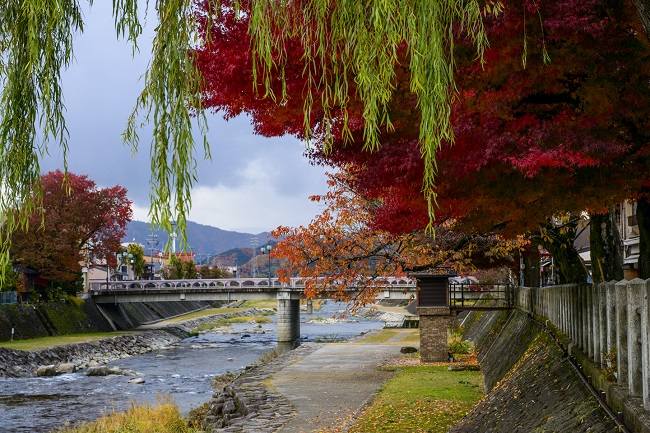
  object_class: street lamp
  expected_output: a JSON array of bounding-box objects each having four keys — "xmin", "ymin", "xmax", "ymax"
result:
[{"xmin": 260, "ymin": 245, "xmax": 272, "ymax": 286}]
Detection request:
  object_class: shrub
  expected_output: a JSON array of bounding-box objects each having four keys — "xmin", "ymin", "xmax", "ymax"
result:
[
  {"xmin": 55, "ymin": 396, "xmax": 198, "ymax": 433},
  {"xmin": 602, "ymin": 348, "xmax": 617, "ymax": 382},
  {"xmin": 448, "ymin": 332, "xmax": 473, "ymax": 355}
]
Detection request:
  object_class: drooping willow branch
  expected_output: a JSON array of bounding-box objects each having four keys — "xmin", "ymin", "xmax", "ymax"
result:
[
  {"xmin": 0, "ymin": 0, "xmax": 488, "ymax": 282},
  {"xmin": 247, "ymin": 0, "xmax": 488, "ymax": 231}
]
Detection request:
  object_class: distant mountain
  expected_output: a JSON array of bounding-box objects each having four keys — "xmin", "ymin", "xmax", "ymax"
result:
[{"xmin": 123, "ymin": 220, "xmax": 274, "ymax": 259}]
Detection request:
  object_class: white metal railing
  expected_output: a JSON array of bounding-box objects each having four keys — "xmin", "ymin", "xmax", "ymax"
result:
[{"xmin": 90, "ymin": 276, "xmax": 416, "ymax": 292}]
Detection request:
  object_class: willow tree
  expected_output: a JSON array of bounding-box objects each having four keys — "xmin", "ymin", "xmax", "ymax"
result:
[
  {"xmin": 0, "ymin": 0, "xmax": 208, "ymax": 275},
  {"xmin": 0, "ymin": 0, "xmax": 489, "ymax": 278}
]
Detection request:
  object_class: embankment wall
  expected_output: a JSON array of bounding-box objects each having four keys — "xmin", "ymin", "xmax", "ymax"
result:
[
  {"xmin": 0, "ymin": 299, "xmax": 217, "ymax": 341},
  {"xmin": 452, "ymin": 309, "xmax": 619, "ymax": 432}
]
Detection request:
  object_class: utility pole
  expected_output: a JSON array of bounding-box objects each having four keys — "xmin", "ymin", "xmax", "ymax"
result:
[
  {"xmin": 147, "ymin": 230, "xmax": 158, "ymax": 279},
  {"xmin": 250, "ymin": 236, "xmax": 258, "ymax": 277}
]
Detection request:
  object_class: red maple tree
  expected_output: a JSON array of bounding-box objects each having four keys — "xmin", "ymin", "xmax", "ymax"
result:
[
  {"xmin": 195, "ymin": 0, "xmax": 650, "ymax": 282},
  {"xmin": 10, "ymin": 170, "xmax": 132, "ymax": 287}
]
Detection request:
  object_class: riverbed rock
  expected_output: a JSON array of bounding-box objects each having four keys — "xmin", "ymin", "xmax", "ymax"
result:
[
  {"xmin": 86, "ymin": 366, "xmax": 111, "ymax": 376},
  {"xmin": 128, "ymin": 377, "xmax": 145, "ymax": 384},
  {"xmin": 35, "ymin": 365, "xmax": 58, "ymax": 377},
  {"xmin": 57, "ymin": 363, "xmax": 76, "ymax": 374}
]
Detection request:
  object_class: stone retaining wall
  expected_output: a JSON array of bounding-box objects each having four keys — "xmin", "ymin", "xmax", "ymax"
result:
[
  {"xmin": 518, "ymin": 283, "xmax": 650, "ymax": 432},
  {"xmin": 0, "ymin": 300, "xmax": 114, "ymax": 341},
  {"xmin": 0, "ymin": 330, "xmax": 182, "ymax": 377},
  {"xmin": 203, "ymin": 344, "xmax": 322, "ymax": 433}
]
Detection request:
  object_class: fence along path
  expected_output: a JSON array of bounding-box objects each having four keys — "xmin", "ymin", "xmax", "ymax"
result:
[{"xmin": 517, "ymin": 280, "xmax": 650, "ymax": 411}]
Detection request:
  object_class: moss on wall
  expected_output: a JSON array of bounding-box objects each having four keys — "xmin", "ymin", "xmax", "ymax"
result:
[
  {"xmin": 0, "ymin": 299, "xmax": 113, "ymax": 341},
  {"xmin": 0, "ymin": 299, "xmax": 215, "ymax": 341}
]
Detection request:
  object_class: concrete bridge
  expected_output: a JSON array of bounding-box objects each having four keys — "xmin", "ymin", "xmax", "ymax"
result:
[{"xmin": 89, "ymin": 277, "xmax": 416, "ymax": 342}]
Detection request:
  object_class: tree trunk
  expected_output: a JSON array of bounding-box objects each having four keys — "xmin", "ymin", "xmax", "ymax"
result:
[
  {"xmin": 538, "ymin": 219, "xmax": 589, "ymax": 285},
  {"xmin": 637, "ymin": 196, "xmax": 650, "ymax": 278},
  {"xmin": 589, "ymin": 208, "xmax": 623, "ymax": 284},
  {"xmin": 544, "ymin": 243, "xmax": 588, "ymax": 284}
]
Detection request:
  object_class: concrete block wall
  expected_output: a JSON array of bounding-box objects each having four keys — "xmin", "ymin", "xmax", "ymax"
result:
[{"xmin": 517, "ymin": 280, "xmax": 650, "ymax": 410}]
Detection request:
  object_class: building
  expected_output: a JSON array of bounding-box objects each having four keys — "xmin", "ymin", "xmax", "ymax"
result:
[{"xmin": 620, "ymin": 200, "xmax": 640, "ymax": 279}]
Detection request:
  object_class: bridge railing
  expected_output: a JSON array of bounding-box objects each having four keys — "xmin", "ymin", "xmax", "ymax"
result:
[
  {"xmin": 90, "ymin": 276, "xmax": 417, "ymax": 293},
  {"xmin": 516, "ymin": 280, "xmax": 650, "ymax": 411},
  {"xmin": 449, "ymin": 283, "xmax": 514, "ymax": 310}
]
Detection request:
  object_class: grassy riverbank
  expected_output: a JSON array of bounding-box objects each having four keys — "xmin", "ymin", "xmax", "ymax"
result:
[
  {"xmin": 0, "ymin": 306, "xmax": 269, "ymax": 351},
  {"xmin": 0, "ymin": 332, "xmax": 132, "ymax": 351},
  {"xmin": 158, "ymin": 306, "xmax": 248, "ymax": 323},
  {"xmin": 54, "ymin": 397, "xmax": 202, "ymax": 433},
  {"xmin": 342, "ymin": 328, "xmax": 483, "ymax": 432},
  {"xmin": 349, "ymin": 365, "xmax": 483, "ymax": 432}
]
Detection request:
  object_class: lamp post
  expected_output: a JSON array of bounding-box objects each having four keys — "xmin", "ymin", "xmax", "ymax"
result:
[{"xmin": 260, "ymin": 245, "xmax": 272, "ymax": 286}]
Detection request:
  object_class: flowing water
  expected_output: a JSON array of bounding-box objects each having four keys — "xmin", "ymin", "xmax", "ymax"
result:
[{"xmin": 0, "ymin": 302, "xmax": 384, "ymax": 432}]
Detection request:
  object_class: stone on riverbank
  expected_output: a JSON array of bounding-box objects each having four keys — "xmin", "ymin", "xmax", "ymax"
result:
[
  {"xmin": 87, "ymin": 366, "xmax": 110, "ymax": 376},
  {"xmin": 202, "ymin": 344, "xmax": 322, "ymax": 432},
  {"xmin": 35, "ymin": 365, "xmax": 58, "ymax": 377},
  {"xmin": 57, "ymin": 363, "xmax": 76, "ymax": 374}
]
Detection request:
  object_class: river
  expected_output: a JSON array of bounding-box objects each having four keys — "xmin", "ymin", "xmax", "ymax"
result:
[{"xmin": 0, "ymin": 302, "xmax": 385, "ymax": 433}]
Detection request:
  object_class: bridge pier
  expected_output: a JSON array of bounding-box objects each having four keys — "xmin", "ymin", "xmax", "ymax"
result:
[{"xmin": 277, "ymin": 290, "xmax": 300, "ymax": 342}]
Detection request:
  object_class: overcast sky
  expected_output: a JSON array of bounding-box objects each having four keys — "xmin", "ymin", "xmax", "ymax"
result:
[{"xmin": 40, "ymin": 2, "xmax": 328, "ymax": 234}]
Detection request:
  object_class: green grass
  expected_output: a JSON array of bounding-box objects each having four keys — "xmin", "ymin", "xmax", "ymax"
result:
[
  {"xmin": 0, "ymin": 332, "xmax": 130, "ymax": 351},
  {"xmin": 240, "ymin": 300, "xmax": 277, "ymax": 309},
  {"xmin": 359, "ymin": 329, "xmax": 421, "ymax": 344},
  {"xmin": 190, "ymin": 315, "xmax": 273, "ymax": 334},
  {"xmin": 359, "ymin": 329, "xmax": 400, "ymax": 343},
  {"xmin": 349, "ymin": 366, "xmax": 483, "ymax": 433},
  {"xmin": 225, "ymin": 315, "xmax": 273, "ymax": 324},
  {"xmin": 401, "ymin": 331, "xmax": 420, "ymax": 343},
  {"xmin": 163, "ymin": 307, "xmax": 248, "ymax": 323}
]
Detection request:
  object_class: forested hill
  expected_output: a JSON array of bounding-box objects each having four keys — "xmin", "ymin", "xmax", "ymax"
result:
[{"xmin": 123, "ymin": 220, "xmax": 273, "ymax": 256}]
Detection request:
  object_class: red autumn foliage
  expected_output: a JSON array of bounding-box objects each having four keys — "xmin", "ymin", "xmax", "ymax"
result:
[
  {"xmin": 10, "ymin": 170, "xmax": 132, "ymax": 284},
  {"xmin": 195, "ymin": 0, "xmax": 650, "ymax": 240}
]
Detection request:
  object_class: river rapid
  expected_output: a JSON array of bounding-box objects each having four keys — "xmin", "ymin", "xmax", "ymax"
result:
[{"xmin": 0, "ymin": 302, "xmax": 384, "ymax": 433}]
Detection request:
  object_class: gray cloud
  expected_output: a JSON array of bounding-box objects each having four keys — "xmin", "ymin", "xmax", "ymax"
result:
[{"xmin": 40, "ymin": 2, "xmax": 328, "ymax": 233}]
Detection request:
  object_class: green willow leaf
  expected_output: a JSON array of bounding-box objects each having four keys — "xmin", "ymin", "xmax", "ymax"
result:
[
  {"xmin": 0, "ymin": 0, "xmax": 207, "ymax": 282},
  {"xmin": 247, "ymin": 0, "xmax": 488, "ymax": 232}
]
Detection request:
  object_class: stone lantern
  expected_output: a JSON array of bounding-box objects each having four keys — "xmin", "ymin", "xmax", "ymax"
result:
[{"xmin": 411, "ymin": 273, "xmax": 456, "ymax": 362}]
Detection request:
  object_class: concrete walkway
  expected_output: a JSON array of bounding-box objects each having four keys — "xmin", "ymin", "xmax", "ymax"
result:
[{"xmin": 271, "ymin": 343, "xmax": 404, "ymax": 433}]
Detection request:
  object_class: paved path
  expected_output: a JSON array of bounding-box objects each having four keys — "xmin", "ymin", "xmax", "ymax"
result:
[{"xmin": 271, "ymin": 343, "xmax": 404, "ymax": 433}]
